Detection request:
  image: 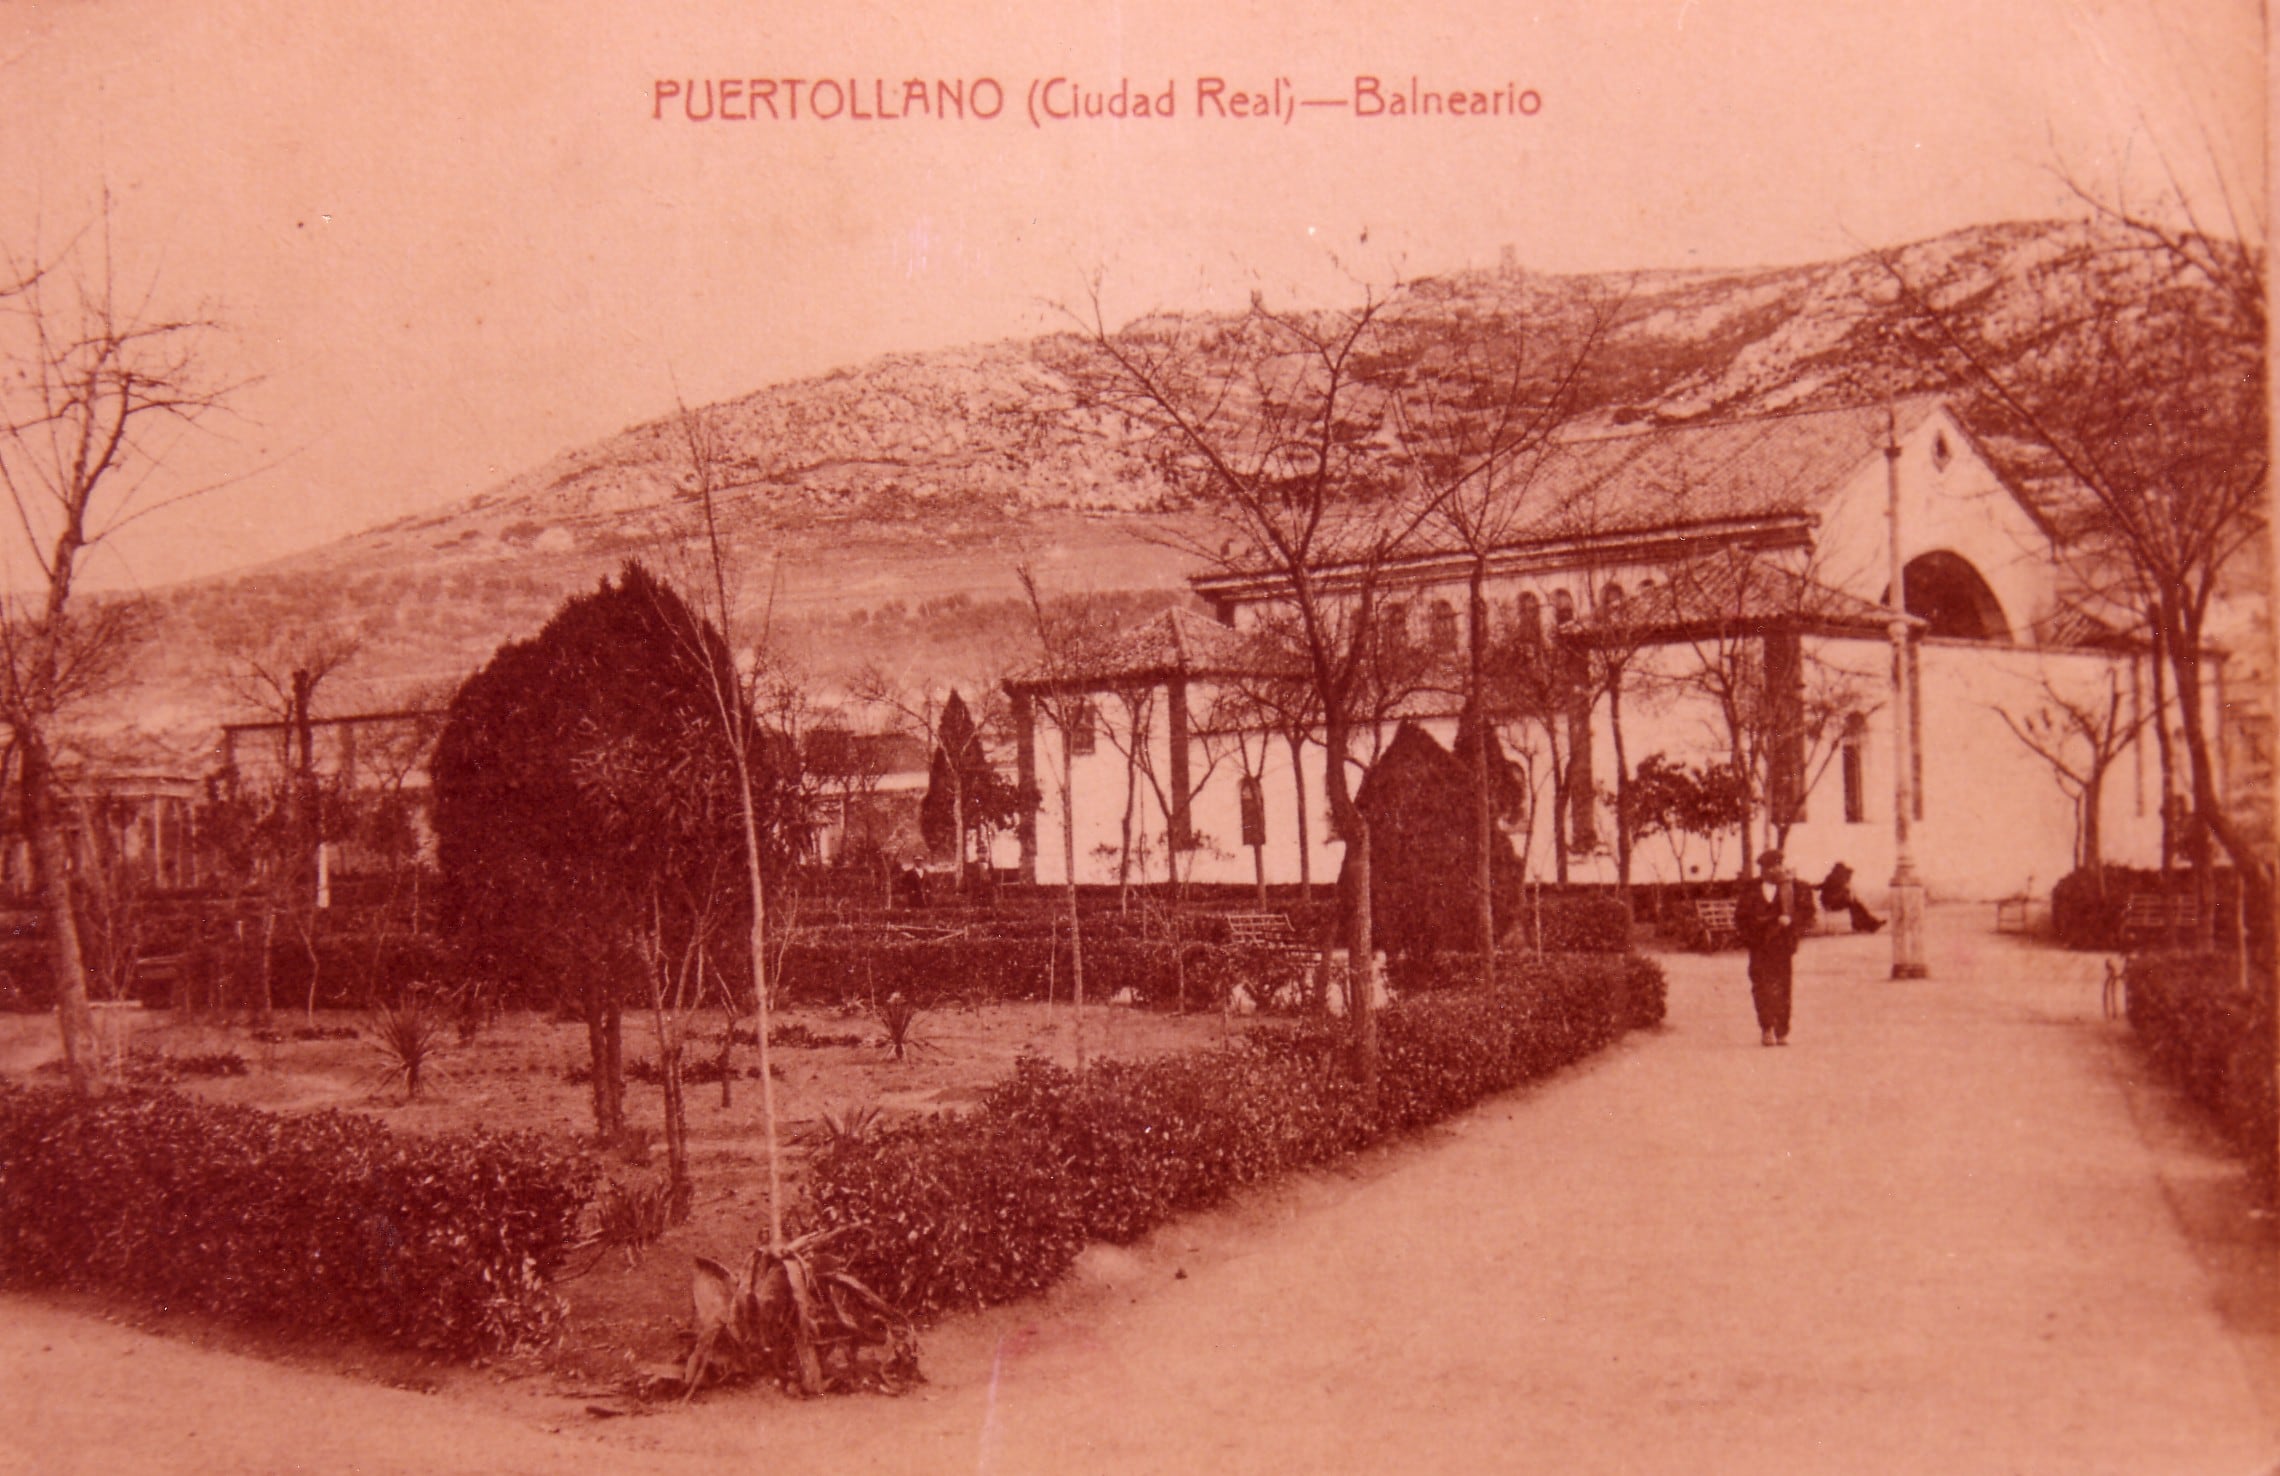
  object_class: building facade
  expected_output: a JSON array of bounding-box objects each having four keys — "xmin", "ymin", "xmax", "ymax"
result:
[{"xmin": 1009, "ymin": 400, "xmax": 2217, "ymax": 903}]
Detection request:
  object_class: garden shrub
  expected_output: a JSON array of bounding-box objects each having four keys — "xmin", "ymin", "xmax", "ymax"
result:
[
  {"xmin": 2051, "ymin": 866, "xmax": 2246, "ymax": 952},
  {"xmin": 2053, "ymin": 866, "xmax": 2158, "ymax": 950},
  {"xmin": 1496, "ymin": 893, "xmax": 1634, "ymax": 954},
  {"xmin": 0, "ymin": 1084, "xmax": 595, "ymax": 1356},
  {"xmin": 802, "ymin": 951, "xmax": 1662, "ymax": 1320},
  {"xmin": 779, "ymin": 932, "xmax": 1320, "ymax": 1011},
  {"xmin": 2124, "ymin": 950, "xmax": 2275, "ymax": 1153}
]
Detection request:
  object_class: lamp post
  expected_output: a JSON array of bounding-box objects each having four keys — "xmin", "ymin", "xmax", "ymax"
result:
[{"xmin": 1885, "ymin": 411, "xmax": 1928, "ymax": 978}]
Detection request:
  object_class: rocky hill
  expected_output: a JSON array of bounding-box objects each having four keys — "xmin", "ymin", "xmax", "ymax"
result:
[{"xmin": 92, "ymin": 216, "xmax": 2247, "ymax": 771}]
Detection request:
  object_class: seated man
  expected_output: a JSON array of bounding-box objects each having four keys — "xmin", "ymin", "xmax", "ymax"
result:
[{"xmin": 1818, "ymin": 861, "xmax": 1884, "ymax": 934}]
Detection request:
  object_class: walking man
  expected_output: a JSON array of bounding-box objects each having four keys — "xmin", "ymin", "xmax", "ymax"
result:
[{"xmin": 1737, "ymin": 849, "xmax": 1800, "ymax": 1046}]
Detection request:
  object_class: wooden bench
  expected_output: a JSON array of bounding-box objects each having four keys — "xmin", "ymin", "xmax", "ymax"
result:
[
  {"xmin": 1223, "ymin": 911, "xmax": 1304, "ymax": 952},
  {"xmin": 129, "ymin": 952, "xmax": 191, "ymax": 1008},
  {"xmin": 2120, "ymin": 894, "xmax": 2197, "ymax": 946},
  {"xmin": 1994, "ymin": 895, "xmax": 2035, "ymax": 933},
  {"xmin": 1691, "ymin": 898, "xmax": 1739, "ymax": 951}
]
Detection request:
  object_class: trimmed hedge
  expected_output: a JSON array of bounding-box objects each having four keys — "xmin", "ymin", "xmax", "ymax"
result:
[
  {"xmin": 2124, "ymin": 951, "xmax": 2275, "ymax": 1154},
  {"xmin": 1497, "ymin": 894, "xmax": 1635, "ymax": 954},
  {"xmin": 778, "ymin": 934, "xmax": 1311, "ymax": 1010},
  {"xmin": 803, "ymin": 952, "xmax": 1665, "ymax": 1319},
  {"xmin": 2053, "ymin": 866, "xmax": 2246, "ymax": 952},
  {"xmin": 0, "ymin": 1084, "xmax": 595, "ymax": 1356}
]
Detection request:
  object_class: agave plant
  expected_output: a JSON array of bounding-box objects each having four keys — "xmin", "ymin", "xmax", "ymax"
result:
[
  {"xmin": 876, "ymin": 991, "xmax": 925, "ymax": 1062},
  {"xmin": 683, "ymin": 1226, "xmax": 918, "ymax": 1398},
  {"xmin": 797, "ymin": 1102, "xmax": 883, "ymax": 1150},
  {"xmin": 363, "ymin": 998, "xmax": 448, "ymax": 1099}
]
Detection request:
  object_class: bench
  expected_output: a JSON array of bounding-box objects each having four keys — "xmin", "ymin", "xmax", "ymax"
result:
[
  {"xmin": 129, "ymin": 952, "xmax": 192, "ymax": 1008},
  {"xmin": 1691, "ymin": 898, "xmax": 1739, "ymax": 952},
  {"xmin": 1223, "ymin": 911, "xmax": 1304, "ymax": 952},
  {"xmin": 2120, "ymin": 894, "xmax": 2198, "ymax": 946},
  {"xmin": 1994, "ymin": 895, "xmax": 2035, "ymax": 933}
]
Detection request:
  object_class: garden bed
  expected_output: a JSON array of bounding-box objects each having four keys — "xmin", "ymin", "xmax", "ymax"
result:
[{"xmin": 0, "ymin": 998, "xmax": 1251, "ymax": 1385}]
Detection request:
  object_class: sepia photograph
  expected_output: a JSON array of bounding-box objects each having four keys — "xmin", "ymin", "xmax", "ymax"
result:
[{"xmin": 0, "ymin": 1, "xmax": 2272, "ymax": 1471}]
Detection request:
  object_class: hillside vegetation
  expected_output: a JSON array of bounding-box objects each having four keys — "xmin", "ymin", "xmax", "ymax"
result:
[{"xmin": 89, "ymin": 218, "xmax": 2231, "ymax": 765}]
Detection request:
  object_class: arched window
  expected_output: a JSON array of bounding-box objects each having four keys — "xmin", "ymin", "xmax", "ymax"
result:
[
  {"xmin": 1063, "ymin": 698, "xmax": 1095, "ymax": 756},
  {"xmin": 1551, "ymin": 588, "xmax": 1576, "ymax": 626},
  {"xmin": 1514, "ymin": 592, "xmax": 1543, "ymax": 645},
  {"xmin": 1598, "ymin": 582, "xmax": 1625, "ymax": 621},
  {"xmin": 1428, "ymin": 598, "xmax": 1459, "ymax": 653},
  {"xmin": 1840, "ymin": 712, "xmax": 1867, "ymax": 824},
  {"xmin": 1238, "ymin": 776, "xmax": 1266, "ymax": 848}
]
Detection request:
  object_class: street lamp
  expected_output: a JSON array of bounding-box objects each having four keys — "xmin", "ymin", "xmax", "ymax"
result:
[{"xmin": 1885, "ymin": 411, "xmax": 1928, "ymax": 978}]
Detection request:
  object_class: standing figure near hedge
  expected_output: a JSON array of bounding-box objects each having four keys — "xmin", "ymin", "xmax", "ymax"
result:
[{"xmin": 1737, "ymin": 849, "xmax": 1800, "ymax": 1047}]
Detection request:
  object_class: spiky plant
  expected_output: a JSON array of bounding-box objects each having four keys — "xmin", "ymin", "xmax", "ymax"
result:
[{"xmin": 363, "ymin": 998, "xmax": 448, "ymax": 1099}]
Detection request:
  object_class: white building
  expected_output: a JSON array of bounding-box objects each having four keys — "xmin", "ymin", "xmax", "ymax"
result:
[{"xmin": 1008, "ymin": 399, "xmax": 2223, "ymax": 903}]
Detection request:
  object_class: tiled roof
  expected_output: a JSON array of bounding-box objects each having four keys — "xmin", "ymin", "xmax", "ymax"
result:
[
  {"xmin": 1586, "ymin": 551, "xmax": 1905, "ymax": 638},
  {"xmin": 1011, "ymin": 606, "xmax": 1287, "ymax": 690},
  {"xmin": 1485, "ymin": 399, "xmax": 1942, "ymax": 545}
]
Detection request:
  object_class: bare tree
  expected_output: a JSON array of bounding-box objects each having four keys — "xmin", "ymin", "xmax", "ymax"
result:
[
  {"xmin": 1643, "ymin": 545, "xmax": 1884, "ymax": 871},
  {"xmin": 1069, "ymin": 285, "xmax": 1467, "ymax": 1107},
  {"xmin": 1996, "ymin": 668, "xmax": 2148, "ymax": 873},
  {"xmin": 212, "ymin": 626, "xmax": 365, "ymax": 1021},
  {"xmin": 665, "ymin": 399, "xmax": 801, "ymax": 1250},
  {"xmin": 1880, "ymin": 218, "xmax": 2268, "ymax": 940},
  {"xmin": 1013, "ymin": 563, "xmax": 1128, "ymax": 1069},
  {"xmin": 1400, "ymin": 291, "xmax": 1617, "ymax": 977},
  {"xmin": 0, "ymin": 213, "xmax": 243, "ymax": 1091}
]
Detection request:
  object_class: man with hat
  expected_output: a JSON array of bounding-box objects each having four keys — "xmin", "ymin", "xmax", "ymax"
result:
[{"xmin": 1735, "ymin": 849, "xmax": 1801, "ymax": 1046}]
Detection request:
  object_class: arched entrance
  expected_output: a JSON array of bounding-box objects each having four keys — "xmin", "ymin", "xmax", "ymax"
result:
[{"xmin": 1883, "ymin": 550, "xmax": 2011, "ymax": 641}]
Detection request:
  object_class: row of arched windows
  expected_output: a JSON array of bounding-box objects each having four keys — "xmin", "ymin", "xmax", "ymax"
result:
[{"xmin": 1379, "ymin": 580, "xmax": 1651, "ymax": 655}]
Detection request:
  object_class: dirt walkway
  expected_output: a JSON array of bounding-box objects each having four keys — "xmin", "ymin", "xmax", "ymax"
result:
[{"xmin": 6, "ymin": 911, "xmax": 2276, "ymax": 1474}]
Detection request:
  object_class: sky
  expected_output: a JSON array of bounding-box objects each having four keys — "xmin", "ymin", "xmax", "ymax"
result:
[{"xmin": 0, "ymin": 0, "xmax": 2263, "ymax": 593}]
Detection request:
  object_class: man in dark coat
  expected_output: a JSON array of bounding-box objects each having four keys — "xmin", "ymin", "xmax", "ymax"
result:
[{"xmin": 1736, "ymin": 849, "xmax": 1800, "ymax": 1046}]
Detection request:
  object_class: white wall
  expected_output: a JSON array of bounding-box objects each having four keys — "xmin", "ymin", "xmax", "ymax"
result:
[{"xmin": 1026, "ymin": 632, "xmax": 2194, "ymax": 903}]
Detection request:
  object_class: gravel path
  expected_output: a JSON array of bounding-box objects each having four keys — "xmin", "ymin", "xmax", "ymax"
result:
[{"xmin": 5, "ymin": 911, "xmax": 2274, "ymax": 1474}]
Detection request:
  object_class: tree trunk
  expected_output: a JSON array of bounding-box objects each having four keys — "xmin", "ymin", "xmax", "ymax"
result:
[
  {"xmin": 2081, "ymin": 767, "xmax": 2105, "ymax": 872},
  {"xmin": 1060, "ymin": 738, "xmax": 1086, "ymax": 1070},
  {"xmin": 2165, "ymin": 601, "xmax": 2269, "ymax": 951},
  {"xmin": 583, "ymin": 980, "xmax": 619, "ymax": 1139},
  {"xmin": 2149, "ymin": 630, "xmax": 2179, "ymax": 873},
  {"xmin": 1609, "ymin": 676, "xmax": 1633, "ymax": 895},
  {"xmin": 1468, "ymin": 565, "xmax": 1496, "ymax": 988},
  {"xmin": 656, "ymin": 1009, "xmax": 692, "ymax": 1224},
  {"xmin": 23, "ymin": 740, "xmax": 98, "ymax": 1093},
  {"xmin": 1324, "ymin": 715, "xmax": 1376, "ymax": 1114},
  {"xmin": 1286, "ymin": 730, "xmax": 1312, "ymax": 890}
]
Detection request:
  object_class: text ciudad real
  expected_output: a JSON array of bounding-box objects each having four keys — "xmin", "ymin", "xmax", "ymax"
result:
[{"xmin": 649, "ymin": 76, "xmax": 1543, "ymax": 127}]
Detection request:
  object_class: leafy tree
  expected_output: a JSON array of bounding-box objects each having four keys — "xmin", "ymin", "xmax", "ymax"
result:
[
  {"xmin": 917, "ymin": 689, "xmax": 1015, "ymax": 875},
  {"xmin": 1622, "ymin": 752, "xmax": 1750, "ymax": 885}
]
